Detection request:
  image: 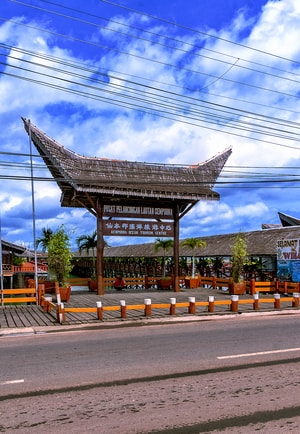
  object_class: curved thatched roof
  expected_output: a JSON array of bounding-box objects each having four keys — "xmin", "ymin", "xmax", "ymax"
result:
[{"xmin": 22, "ymin": 118, "xmax": 232, "ymax": 211}]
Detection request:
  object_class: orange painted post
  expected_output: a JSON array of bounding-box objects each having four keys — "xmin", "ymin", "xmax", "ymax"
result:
[
  {"xmin": 253, "ymin": 293, "xmax": 259, "ymax": 310},
  {"xmin": 57, "ymin": 303, "xmax": 65, "ymax": 323},
  {"xmin": 56, "ymin": 291, "xmax": 61, "ymax": 305},
  {"xmin": 292, "ymin": 293, "xmax": 299, "ymax": 308},
  {"xmin": 46, "ymin": 298, "xmax": 52, "ymax": 313},
  {"xmin": 43, "ymin": 296, "xmax": 52, "ymax": 312},
  {"xmin": 46, "ymin": 297, "xmax": 53, "ymax": 313},
  {"xmin": 120, "ymin": 300, "xmax": 126, "ymax": 319},
  {"xmin": 230, "ymin": 295, "xmax": 239, "ymax": 312},
  {"xmin": 144, "ymin": 298, "xmax": 151, "ymax": 317},
  {"xmin": 249, "ymin": 279, "xmax": 256, "ymax": 296},
  {"xmin": 42, "ymin": 299, "xmax": 47, "ymax": 312},
  {"xmin": 274, "ymin": 293, "xmax": 280, "ymax": 309},
  {"xmin": 188, "ymin": 297, "xmax": 196, "ymax": 314},
  {"xmin": 96, "ymin": 301, "xmax": 103, "ymax": 320},
  {"xmin": 38, "ymin": 283, "xmax": 45, "ymax": 305},
  {"xmin": 56, "ymin": 304, "xmax": 60, "ymax": 322},
  {"xmin": 212, "ymin": 276, "xmax": 217, "ymax": 289},
  {"xmin": 169, "ymin": 297, "xmax": 176, "ymax": 315},
  {"xmin": 208, "ymin": 295, "xmax": 214, "ymax": 313}
]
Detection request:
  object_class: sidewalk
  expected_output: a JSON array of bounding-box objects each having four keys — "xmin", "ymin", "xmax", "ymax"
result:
[{"xmin": 1, "ymin": 287, "xmax": 299, "ymax": 336}]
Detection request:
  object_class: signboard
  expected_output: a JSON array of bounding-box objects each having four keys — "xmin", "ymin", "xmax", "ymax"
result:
[
  {"xmin": 103, "ymin": 219, "xmax": 174, "ymax": 237},
  {"xmin": 277, "ymin": 238, "xmax": 300, "ymax": 281},
  {"xmin": 103, "ymin": 205, "xmax": 173, "ymax": 220}
]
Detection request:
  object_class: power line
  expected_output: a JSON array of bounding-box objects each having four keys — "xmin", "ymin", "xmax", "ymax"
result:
[
  {"xmin": 9, "ymin": 0, "xmax": 300, "ymax": 85},
  {"xmin": 3, "ymin": 15, "xmax": 300, "ymax": 102},
  {"xmin": 99, "ymin": 0, "xmax": 300, "ymax": 67},
  {"xmin": 2, "ymin": 0, "xmax": 300, "ymax": 152},
  {"xmin": 2, "ymin": 45, "xmax": 300, "ymax": 150}
]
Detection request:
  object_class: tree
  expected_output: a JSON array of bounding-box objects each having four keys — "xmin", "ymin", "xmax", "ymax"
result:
[
  {"xmin": 76, "ymin": 231, "xmax": 109, "ymax": 279},
  {"xmin": 180, "ymin": 238, "xmax": 207, "ymax": 277},
  {"xmin": 211, "ymin": 257, "xmax": 224, "ymax": 278},
  {"xmin": 36, "ymin": 227, "xmax": 53, "ymax": 252},
  {"xmin": 231, "ymin": 233, "xmax": 248, "ymax": 283},
  {"xmin": 47, "ymin": 225, "xmax": 73, "ymax": 287},
  {"xmin": 76, "ymin": 230, "xmax": 97, "ymax": 255},
  {"xmin": 154, "ymin": 238, "xmax": 173, "ymax": 277}
]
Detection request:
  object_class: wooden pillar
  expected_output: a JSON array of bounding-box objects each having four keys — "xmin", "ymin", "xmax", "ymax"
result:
[
  {"xmin": 173, "ymin": 206, "xmax": 180, "ymax": 292},
  {"xmin": 96, "ymin": 200, "xmax": 105, "ymax": 295}
]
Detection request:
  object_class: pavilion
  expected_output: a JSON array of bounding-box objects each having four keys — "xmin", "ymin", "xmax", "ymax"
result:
[{"xmin": 22, "ymin": 118, "xmax": 232, "ymax": 293}]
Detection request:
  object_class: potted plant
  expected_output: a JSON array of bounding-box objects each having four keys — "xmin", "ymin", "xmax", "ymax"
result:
[
  {"xmin": 229, "ymin": 232, "xmax": 248, "ymax": 295},
  {"xmin": 47, "ymin": 225, "xmax": 73, "ymax": 302},
  {"xmin": 180, "ymin": 238, "xmax": 206, "ymax": 288},
  {"xmin": 154, "ymin": 238, "xmax": 173, "ymax": 289}
]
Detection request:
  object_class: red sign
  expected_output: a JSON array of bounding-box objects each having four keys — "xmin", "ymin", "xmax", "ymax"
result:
[{"xmin": 103, "ymin": 219, "xmax": 174, "ymax": 237}]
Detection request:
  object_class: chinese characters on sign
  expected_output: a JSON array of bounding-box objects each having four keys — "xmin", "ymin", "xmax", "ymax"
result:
[{"xmin": 103, "ymin": 219, "xmax": 174, "ymax": 237}]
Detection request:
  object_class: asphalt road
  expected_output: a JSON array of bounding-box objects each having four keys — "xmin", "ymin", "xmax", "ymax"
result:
[{"xmin": 1, "ymin": 314, "xmax": 300, "ymax": 433}]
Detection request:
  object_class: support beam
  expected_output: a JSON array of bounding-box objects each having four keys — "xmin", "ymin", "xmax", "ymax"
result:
[
  {"xmin": 173, "ymin": 206, "xmax": 180, "ymax": 292},
  {"xmin": 96, "ymin": 200, "xmax": 105, "ymax": 295}
]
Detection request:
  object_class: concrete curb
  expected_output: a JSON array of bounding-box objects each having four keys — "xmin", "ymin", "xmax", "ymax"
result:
[{"xmin": 1, "ymin": 308, "xmax": 299, "ymax": 337}]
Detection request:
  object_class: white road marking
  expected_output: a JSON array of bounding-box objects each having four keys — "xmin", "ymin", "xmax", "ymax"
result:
[
  {"xmin": 217, "ymin": 347, "xmax": 300, "ymax": 359},
  {"xmin": 0, "ymin": 379, "xmax": 25, "ymax": 385}
]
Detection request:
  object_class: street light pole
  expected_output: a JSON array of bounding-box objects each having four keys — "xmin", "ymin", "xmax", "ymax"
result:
[
  {"xmin": 28, "ymin": 120, "xmax": 39, "ymax": 303},
  {"xmin": 0, "ymin": 212, "xmax": 4, "ymax": 306}
]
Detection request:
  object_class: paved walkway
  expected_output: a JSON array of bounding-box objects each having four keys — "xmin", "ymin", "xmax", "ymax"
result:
[{"xmin": 1, "ymin": 286, "xmax": 298, "ymax": 333}]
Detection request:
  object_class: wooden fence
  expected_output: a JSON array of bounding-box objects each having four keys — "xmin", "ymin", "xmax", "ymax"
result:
[
  {"xmin": 65, "ymin": 276, "xmax": 300, "ymax": 294},
  {"xmin": 2, "ymin": 275, "xmax": 300, "ymax": 306},
  {"xmin": 41, "ymin": 292, "xmax": 300, "ymax": 324},
  {"xmin": 199, "ymin": 276, "xmax": 300, "ymax": 295},
  {"xmin": 1, "ymin": 288, "xmax": 37, "ymax": 305}
]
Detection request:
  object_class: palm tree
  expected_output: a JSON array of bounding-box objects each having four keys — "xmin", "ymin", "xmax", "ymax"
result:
[
  {"xmin": 180, "ymin": 237, "xmax": 207, "ymax": 277},
  {"xmin": 36, "ymin": 227, "xmax": 53, "ymax": 252},
  {"xmin": 154, "ymin": 238, "xmax": 174, "ymax": 277},
  {"xmin": 76, "ymin": 230, "xmax": 97, "ymax": 278},
  {"xmin": 76, "ymin": 231, "xmax": 109, "ymax": 279},
  {"xmin": 77, "ymin": 230, "xmax": 97, "ymax": 254}
]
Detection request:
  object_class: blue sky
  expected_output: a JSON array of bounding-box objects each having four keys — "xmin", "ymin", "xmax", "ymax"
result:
[{"xmin": 1, "ymin": 0, "xmax": 300, "ymax": 249}]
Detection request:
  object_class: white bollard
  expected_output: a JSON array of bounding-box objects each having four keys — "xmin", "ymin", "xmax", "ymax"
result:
[
  {"xmin": 253, "ymin": 292, "xmax": 259, "ymax": 310},
  {"xmin": 96, "ymin": 301, "xmax": 103, "ymax": 320},
  {"xmin": 144, "ymin": 298, "xmax": 151, "ymax": 317},
  {"xmin": 208, "ymin": 295, "xmax": 214, "ymax": 313},
  {"xmin": 120, "ymin": 300, "xmax": 126, "ymax": 319},
  {"xmin": 170, "ymin": 297, "xmax": 176, "ymax": 315},
  {"xmin": 58, "ymin": 302, "xmax": 64, "ymax": 323},
  {"xmin": 274, "ymin": 293, "xmax": 280, "ymax": 309},
  {"xmin": 293, "ymin": 293, "xmax": 300, "ymax": 307},
  {"xmin": 188, "ymin": 296, "xmax": 196, "ymax": 314},
  {"xmin": 231, "ymin": 295, "xmax": 239, "ymax": 312}
]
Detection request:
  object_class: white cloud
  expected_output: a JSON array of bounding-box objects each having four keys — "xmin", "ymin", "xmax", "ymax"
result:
[{"xmin": 1, "ymin": 0, "xmax": 300, "ymax": 247}]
